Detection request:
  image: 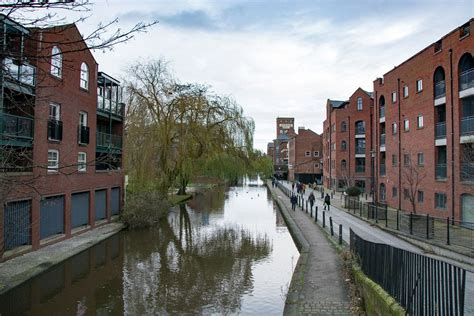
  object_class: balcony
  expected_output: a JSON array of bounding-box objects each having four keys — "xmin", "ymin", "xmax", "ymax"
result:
[
  {"xmin": 459, "ymin": 68, "xmax": 474, "ymax": 98},
  {"xmin": 434, "ymin": 80, "xmax": 446, "ymax": 105},
  {"xmin": 0, "ymin": 113, "xmax": 34, "ymax": 146},
  {"xmin": 97, "ymin": 96, "xmax": 124, "ymax": 118},
  {"xmin": 435, "ymin": 122, "xmax": 446, "ymax": 139},
  {"xmin": 355, "ymin": 127, "xmax": 365, "ymax": 136},
  {"xmin": 461, "ymin": 116, "xmax": 474, "ymax": 136},
  {"xmin": 355, "ymin": 146, "xmax": 365, "ymax": 155},
  {"xmin": 380, "ymin": 133, "xmax": 386, "ymax": 146},
  {"xmin": 3, "ymin": 58, "xmax": 36, "ymax": 87},
  {"xmin": 47, "ymin": 119, "xmax": 63, "ymax": 141},
  {"xmin": 435, "ymin": 164, "xmax": 447, "ymax": 180},
  {"xmin": 379, "ymin": 106, "xmax": 385, "ymax": 119},
  {"xmin": 355, "ymin": 165, "xmax": 365, "ymax": 173},
  {"xmin": 461, "ymin": 162, "xmax": 474, "ymax": 181},
  {"xmin": 380, "ymin": 164, "xmax": 386, "ymax": 176},
  {"xmin": 96, "ymin": 132, "xmax": 122, "ymax": 152},
  {"xmin": 78, "ymin": 125, "xmax": 90, "ymax": 144}
]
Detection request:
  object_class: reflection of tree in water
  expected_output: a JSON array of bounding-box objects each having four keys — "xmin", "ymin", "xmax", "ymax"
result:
[
  {"xmin": 122, "ymin": 204, "xmax": 272, "ymax": 315},
  {"xmin": 186, "ymin": 187, "xmax": 227, "ymax": 213}
]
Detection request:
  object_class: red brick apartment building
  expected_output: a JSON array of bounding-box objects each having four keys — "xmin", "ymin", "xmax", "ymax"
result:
[
  {"xmin": 288, "ymin": 127, "xmax": 323, "ymax": 183},
  {"xmin": 322, "ymin": 88, "xmax": 374, "ymax": 194},
  {"xmin": 271, "ymin": 117, "xmax": 295, "ymax": 179},
  {"xmin": 373, "ymin": 19, "xmax": 473, "ymax": 223},
  {"xmin": 0, "ymin": 15, "xmax": 124, "ymax": 260}
]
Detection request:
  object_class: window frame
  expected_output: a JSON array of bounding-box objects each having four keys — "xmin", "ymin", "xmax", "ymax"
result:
[
  {"xmin": 417, "ymin": 152, "xmax": 424, "ymax": 166},
  {"xmin": 404, "ymin": 153, "xmax": 411, "ymax": 166},
  {"xmin": 417, "ymin": 115, "xmax": 424, "ymax": 129},
  {"xmin": 80, "ymin": 62, "xmax": 89, "ymax": 90},
  {"xmin": 51, "ymin": 46, "xmax": 62, "ymax": 78},
  {"xmin": 435, "ymin": 192, "xmax": 447, "ymax": 209},
  {"xmin": 313, "ymin": 151, "xmax": 320, "ymax": 157},
  {"xmin": 404, "ymin": 119, "xmax": 410, "ymax": 131},
  {"xmin": 305, "ymin": 151, "xmax": 311, "ymax": 157},
  {"xmin": 403, "ymin": 85, "xmax": 409, "ymax": 98},
  {"xmin": 79, "ymin": 111, "xmax": 88, "ymax": 127},
  {"xmin": 48, "ymin": 149, "xmax": 59, "ymax": 172},
  {"xmin": 416, "ymin": 79, "xmax": 423, "ymax": 92},
  {"xmin": 49, "ymin": 102, "xmax": 61, "ymax": 121},
  {"xmin": 357, "ymin": 97, "xmax": 363, "ymax": 111},
  {"xmin": 417, "ymin": 190, "xmax": 424, "ymax": 203},
  {"xmin": 392, "ymin": 91, "xmax": 397, "ymax": 103},
  {"xmin": 392, "ymin": 122, "xmax": 398, "ymax": 134},
  {"xmin": 78, "ymin": 152, "xmax": 87, "ymax": 172}
]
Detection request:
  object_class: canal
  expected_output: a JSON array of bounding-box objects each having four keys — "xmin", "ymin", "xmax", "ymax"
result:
[{"xmin": 0, "ymin": 181, "xmax": 299, "ymax": 315}]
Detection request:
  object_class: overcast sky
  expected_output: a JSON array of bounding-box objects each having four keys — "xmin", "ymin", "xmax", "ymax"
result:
[{"xmin": 65, "ymin": 0, "xmax": 473, "ymax": 151}]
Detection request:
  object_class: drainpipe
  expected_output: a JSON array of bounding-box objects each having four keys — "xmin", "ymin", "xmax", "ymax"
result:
[
  {"xmin": 449, "ymin": 49, "xmax": 455, "ymax": 223},
  {"xmin": 348, "ymin": 115, "xmax": 351, "ymax": 187},
  {"xmin": 374, "ymin": 90, "xmax": 378, "ymax": 204},
  {"xmin": 329, "ymin": 104, "xmax": 332, "ymax": 190},
  {"xmin": 398, "ymin": 78, "xmax": 402, "ymax": 212}
]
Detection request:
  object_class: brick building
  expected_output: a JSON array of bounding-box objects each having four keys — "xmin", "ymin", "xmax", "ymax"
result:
[
  {"xmin": 266, "ymin": 142, "xmax": 274, "ymax": 159},
  {"xmin": 1, "ymin": 16, "xmax": 124, "ymax": 260},
  {"xmin": 322, "ymin": 88, "xmax": 374, "ymax": 193},
  {"xmin": 271, "ymin": 117, "xmax": 295, "ymax": 179},
  {"xmin": 288, "ymin": 127, "xmax": 323, "ymax": 183},
  {"xmin": 373, "ymin": 19, "xmax": 473, "ymax": 222}
]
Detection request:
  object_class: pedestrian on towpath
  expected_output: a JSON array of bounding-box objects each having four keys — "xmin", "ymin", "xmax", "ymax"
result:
[
  {"xmin": 292, "ymin": 182, "xmax": 295, "ymax": 192},
  {"xmin": 324, "ymin": 193, "xmax": 331, "ymax": 210},
  {"xmin": 308, "ymin": 192, "xmax": 315, "ymax": 209},
  {"xmin": 290, "ymin": 194, "xmax": 297, "ymax": 211}
]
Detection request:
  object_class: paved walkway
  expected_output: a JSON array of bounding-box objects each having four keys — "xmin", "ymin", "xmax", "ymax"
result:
[{"xmin": 268, "ymin": 182, "xmax": 353, "ymax": 315}]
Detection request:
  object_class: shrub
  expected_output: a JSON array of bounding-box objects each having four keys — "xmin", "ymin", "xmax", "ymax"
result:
[
  {"xmin": 346, "ymin": 186, "xmax": 361, "ymax": 197},
  {"xmin": 121, "ymin": 191, "xmax": 171, "ymax": 229}
]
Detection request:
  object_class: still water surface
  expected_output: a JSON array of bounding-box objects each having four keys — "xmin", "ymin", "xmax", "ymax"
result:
[{"xmin": 0, "ymin": 182, "xmax": 299, "ymax": 315}]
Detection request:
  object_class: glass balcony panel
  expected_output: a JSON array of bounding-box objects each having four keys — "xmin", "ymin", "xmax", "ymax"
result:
[
  {"xmin": 460, "ymin": 68, "xmax": 474, "ymax": 91},
  {"xmin": 435, "ymin": 122, "xmax": 446, "ymax": 139},
  {"xmin": 434, "ymin": 80, "xmax": 446, "ymax": 98},
  {"xmin": 435, "ymin": 164, "xmax": 447, "ymax": 179},
  {"xmin": 461, "ymin": 116, "xmax": 474, "ymax": 136}
]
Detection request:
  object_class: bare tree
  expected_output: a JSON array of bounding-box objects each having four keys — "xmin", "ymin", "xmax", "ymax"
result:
[
  {"xmin": 461, "ymin": 143, "xmax": 474, "ymax": 181},
  {"xmin": 402, "ymin": 156, "xmax": 426, "ymax": 214}
]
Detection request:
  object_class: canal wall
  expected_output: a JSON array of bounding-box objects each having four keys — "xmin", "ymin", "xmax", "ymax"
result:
[{"xmin": 0, "ymin": 222, "xmax": 124, "ymax": 295}]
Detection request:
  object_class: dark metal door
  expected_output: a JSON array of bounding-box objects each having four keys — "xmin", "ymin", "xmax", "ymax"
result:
[
  {"xmin": 95, "ymin": 190, "xmax": 106, "ymax": 220},
  {"xmin": 111, "ymin": 187, "xmax": 120, "ymax": 215},
  {"xmin": 4, "ymin": 200, "xmax": 31, "ymax": 251},
  {"xmin": 40, "ymin": 196, "xmax": 64, "ymax": 239},
  {"xmin": 71, "ymin": 192, "xmax": 89, "ymax": 228}
]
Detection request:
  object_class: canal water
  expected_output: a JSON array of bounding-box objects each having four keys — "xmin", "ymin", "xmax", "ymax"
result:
[{"xmin": 0, "ymin": 181, "xmax": 299, "ymax": 315}]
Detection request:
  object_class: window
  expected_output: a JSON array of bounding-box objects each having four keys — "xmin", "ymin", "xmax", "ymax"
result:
[
  {"xmin": 460, "ymin": 22, "xmax": 470, "ymax": 38},
  {"xmin": 392, "ymin": 91, "xmax": 397, "ymax": 103},
  {"xmin": 80, "ymin": 62, "xmax": 89, "ymax": 90},
  {"xmin": 355, "ymin": 120, "xmax": 365, "ymax": 134},
  {"xmin": 392, "ymin": 154, "xmax": 397, "ymax": 166},
  {"xmin": 417, "ymin": 115, "xmax": 424, "ymax": 128},
  {"xmin": 404, "ymin": 188, "xmax": 409, "ymax": 200},
  {"xmin": 355, "ymin": 158, "xmax": 365, "ymax": 172},
  {"xmin": 417, "ymin": 191, "xmax": 424, "ymax": 203},
  {"xmin": 417, "ymin": 153, "xmax": 424, "ymax": 166},
  {"xmin": 51, "ymin": 46, "xmax": 62, "ymax": 78},
  {"xmin": 404, "ymin": 119, "xmax": 409, "ymax": 131},
  {"xmin": 313, "ymin": 151, "xmax": 319, "ymax": 157},
  {"xmin": 49, "ymin": 103, "xmax": 60, "ymax": 121},
  {"xmin": 341, "ymin": 159, "xmax": 347, "ymax": 169},
  {"xmin": 392, "ymin": 122, "xmax": 398, "ymax": 134},
  {"xmin": 79, "ymin": 111, "xmax": 87, "ymax": 127},
  {"xmin": 357, "ymin": 97, "xmax": 363, "ymax": 111},
  {"xmin": 435, "ymin": 193, "xmax": 447, "ymax": 209},
  {"xmin": 404, "ymin": 153, "xmax": 410, "ymax": 166},
  {"xmin": 403, "ymin": 85, "xmax": 409, "ymax": 98},
  {"xmin": 341, "ymin": 140, "xmax": 347, "ymax": 151},
  {"xmin": 305, "ymin": 151, "xmax": 311, "ymax": 157},
  {"xmin": 416, "ymin": 79, "xmax": 423, "ymax": 92},
  {"xmin": 332, "ymin": 123, "xmax": 336, "ymax": 132},
  {"xmin": 78, "ymin": 152, "xmax": 87, "ymax": 171},
  {"xmin": 341, "ymin": 121, "xmax": 347, "ymax": 132},
  {"xmin": 48, "ymin": 150, "xmax": 59, "ymax": 172},
  {"xmin": 434, "ymin": 40, "xmax": 442, "ymax": 53},
  {"xmin": 392, "ymin": 187, "xmax": 398, "ymax": 198}
]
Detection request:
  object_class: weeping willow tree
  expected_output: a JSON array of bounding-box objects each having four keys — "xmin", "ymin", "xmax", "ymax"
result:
[{"xmin": 125, "ymin": 59, "xmax": 255, "ymax": 195}]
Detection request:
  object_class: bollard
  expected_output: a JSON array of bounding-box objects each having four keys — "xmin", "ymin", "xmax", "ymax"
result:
[
  {"xmin": 359, "ymin": 203, "xmax": 362, "ymax": 217},
  {"xmin": 426, "ymin": 214, "xmax": 430, "ymax": 240},
  {"xmin": 339, "ymin": 224, "xmax": 343, "ymax": 245},
  {"xmin": 315, "ymin": 206, "xmax": 318, "ymax": 222},
  {"xmin": 330, "ymin": 217, "xmax": 334, "ymax": 236},
  {"xmin": 375, "ymin": 205, "xmax": 378, "ymax": 223},
  {"xmin": 446, "ymin": 217, "xmax": 450, "ymax": 245},
  {"xmin": 323, "ymin": 211, "xmax": 326, "ymax": 228},
  {"xmin": 385, "ymin": 204, "xmax": 388, "ymax": 227},
  {"xmin": 306, "ymin": 201, "xmax": 308, "ymax": 213},
  {"xmin": 409, "ymin": 212, "xmax": 413, "ymax": 235},
  {"xmin": 396, "ymin": 210, "xmax": 400, "ymax": 230}
]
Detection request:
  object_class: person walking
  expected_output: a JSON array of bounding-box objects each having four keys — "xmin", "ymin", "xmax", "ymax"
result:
[
  {"xmin": 292, "ymin": 182, "xmax": 295, "ymax": 192},
  {"xmin": 308, "ymin": 192, "xmax": 315, "ymax": 210},
  {"xmin": 324, "ymin": 193, "xmax": 331, "ymax": 210},
  {"xmin": 290, "ymin": 194, "xmax": 297, "ymax": 211}
]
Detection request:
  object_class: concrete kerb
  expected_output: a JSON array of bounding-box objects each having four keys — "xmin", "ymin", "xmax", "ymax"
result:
[
  {"xmin": 266, "ymin": 182, "xmax": 309, "ymax": 315},
  {"xmin": 0, "ymin": 222, "xmax": 124, "ymax": 295}
]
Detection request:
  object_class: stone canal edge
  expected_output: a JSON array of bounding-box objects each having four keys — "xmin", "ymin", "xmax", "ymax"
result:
[{"xmin": 0, "ymin": 222, "xmax": 124, "ymax": 295}]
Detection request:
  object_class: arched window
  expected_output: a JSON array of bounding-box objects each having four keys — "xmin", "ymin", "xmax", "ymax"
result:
[
  {"xmin": 341, "ymin": 121, "xmax": 347, "ymax": 132},
  {"xmin": 80, "ymin": 62, "xmax": 89, "ymax": 90},
  {"xmin": 459, "ymin": 53, "xmax": 474, "ymax": 91},
  {"xmin": 341, "ymin": 159, "xmax": 347, "ymax": 169},
  {"xmin": 433, "ymin": 66, "xmax": 446, "ymax": 98},
  {"xmin": 379, "ymin": 95, "xmax": 385, "ymax": 119},
  {"xmin": 341, "ymin": 140, "xmax": 347, "ymax": 151},
  {"xmin": 51, "ymin": 46, "xmax": 62, "ymax": 78},
  {"xmin": 357, "ymin": 97, "xmax": 363, "ymax": 111}
]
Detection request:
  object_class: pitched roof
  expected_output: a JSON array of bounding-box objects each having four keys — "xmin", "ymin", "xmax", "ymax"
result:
[{"xmin": 328, "ymin": 99, "xmax": 348, "ymax": 108}]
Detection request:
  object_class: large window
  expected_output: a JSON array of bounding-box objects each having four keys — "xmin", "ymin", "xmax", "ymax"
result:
[
  {"xmin": 357, "ymin": 97, "xmax": 363, "ymax": 111},
  {"xmin": 80, "ymin": 62, "xmax": 89, "ymax": 90},
  {"xmin": 51, "ymin": 46, "xmax": 62, "ymax": 78},
  {"xmin": 48, "ymin": 150, "xmax": 59, "ymax": 172},
  {"xmin": 435, "ymin": 193, "xmax": 447, "ymax": 209}
]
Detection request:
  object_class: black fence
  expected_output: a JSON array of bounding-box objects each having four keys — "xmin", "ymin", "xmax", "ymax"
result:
[
  {"xmin": 344, "ymin": 196, "xmax": 474, "ymax": 255},
  {"xmin": 350, "ymin": 229, "xmax": 467, "ymax": 316}
]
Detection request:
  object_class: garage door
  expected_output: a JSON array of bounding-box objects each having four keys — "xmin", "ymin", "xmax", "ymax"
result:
[
  {"xmin": 95, "ymin": 190, "xmax": 106, "ymax": 220},
  {"xmin": 4, "ymin": 200, "xmax": 31, "ymax": 251},
  {"xmin": 111, "ymin": 187, "xmax": 120, "ymax": 215},
  {"xmin": 40, "ymin": 195, "xmax": 64, "ymax": 239},
  {"xmin": 71, "ymin": 192, "xmax": 89, "ymax": 228}
]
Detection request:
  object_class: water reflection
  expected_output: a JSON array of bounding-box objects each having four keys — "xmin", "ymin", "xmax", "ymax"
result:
[{"xmin": 0, "ymin": 185, "xmax": 298, "ymax": 315}]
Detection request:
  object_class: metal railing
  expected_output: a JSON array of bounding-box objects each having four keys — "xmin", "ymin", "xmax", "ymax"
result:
[
  {"xmin": 380, "ymin": 133, "xmax": 386, "ymax": 146},
  {"xmin": 435, "ymin": 163, "xmax": 447, "ymax": 179},
  {"xmin": 435, "ymin": 122, "xmax": 446, "ymax": 139},
  {"xmin": 461, "ymin": 116, "xmax": 474, "ymax": 136},
  {"xmin": 97, "ymin": 95, "xmax": 124, "ymax": 117},
  {"xmin": 3, "ymin": 57, "xmax": 36, "ymax": 86},
  {"xmin": 461, "ymin": 162, "xmax": 474, "ymax": 181},
  {"xmin": 78, "ymin": 125, "xmax": 90, "ymax": 144},
  {"xmin": 380, "ymin": 164, "xmax": 386, "ymax": 176},
  {"xmin": 379, "ymin": 106, "xmax": 385, "ymax": 119},
  {"xmin": 0, "ymin": 112, "xmax": 34, "ymax": 141},
  {"xmin": 355, "ymin": 146, "xmax": 365, "ymax": 154},
  {"xmin": 434, "ymin": 80, "xmax": 446, "ymax": 99},
  {"xmin": 350, "ymin": 229, "xmax": 467, "ymax": 316},
  {"xmin": 47, "ymin": 119, "xmax": 63, "ymax": 141},
  {"xmin": 96, "ymin": 132, "xmax": 122, "ymax": 149},
  {"xmin": 355, "ymin": 127, "xmax": 365, "ymax": 135},
  {"xmin": 459, "ymin": 68, "xmax": 474, "ymax": 91}
]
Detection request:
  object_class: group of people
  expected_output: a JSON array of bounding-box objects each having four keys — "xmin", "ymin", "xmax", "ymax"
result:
[{"xmin": 289, "ymin": 180, "xmax": 331, "ymax": 211}]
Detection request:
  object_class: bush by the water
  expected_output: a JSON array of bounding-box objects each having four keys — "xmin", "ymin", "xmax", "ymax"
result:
[
  {"xmin": 121, "ymin": 191, "xmax": 171, "ymax": 229},
  {"xmin": 346, "ymin": 186, "xmax": 361, "ymax": 197}
]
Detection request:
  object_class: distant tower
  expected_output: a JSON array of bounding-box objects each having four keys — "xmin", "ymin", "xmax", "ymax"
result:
[{"xmin": 276, "ymin": 117, "xmax": 294, "ymax": 137}]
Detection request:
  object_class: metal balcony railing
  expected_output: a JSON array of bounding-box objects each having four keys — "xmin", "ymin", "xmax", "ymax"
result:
[
  {"xmin": 436, "ymin": 164, "xmax": 447, "ymax": 180},
  {"xmin": 3, "ymin": 58, "xmax": 36, "ymax": 86},
  {"xmin": 461, "ymin": 162, "xmax": 474, "ymax": 181},
  {"xmin": 355, "ymin": 146, "xmax": 365, "ymax": 154},
  {"xmin": 434, "ymin": 80, "xmax": 446, "ymax": 99},
  {"xmin": 97, "ymin": 95, "xmax": 124, "ymax": 117},
  {"xmin": 96, "ymin": 132, "xmax": 122, "ymax": 149},
  {"xmin": 435, "ymin": 122, "xmax": 446, "ymax": 139},
  {"xmin": 78, "ymin": 125, "xmax": 90, "ymax": 144},
  {"xmin": 380, "ymin": 134, "xmax": 386, "ymax": 146},
  {"xmin": 47, "ymin": 119, "xmax": 63, "ymax": 141},
  {"xmin": 459, "ymin": 68, "xmax": 474, "ymax": 91},
  {"xmin": 461, "ymin": 116, "xmax": 474, "ymax": 135},
  {"xmin": 380, "ymin": 164, "xmax": 386, "ymax": 176},
  {"xmin": 379, "ymin": 106, "xmax": 385, "ymax": 119},
  {"xmin": 355, "ymin": 127, "xmax": 365, "ymax": 135},
  {"xmin": 0, "ymin": 112, "xmax": 34, "ymax": 141}
]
